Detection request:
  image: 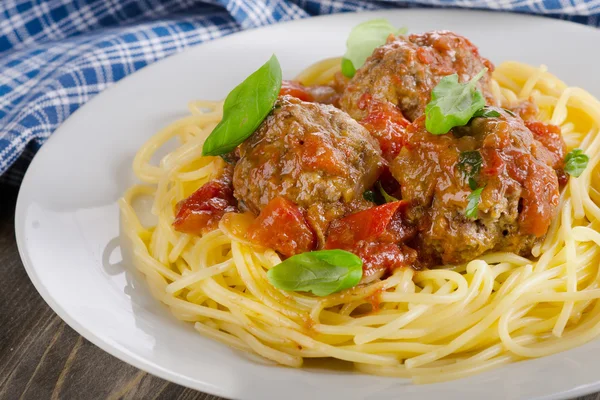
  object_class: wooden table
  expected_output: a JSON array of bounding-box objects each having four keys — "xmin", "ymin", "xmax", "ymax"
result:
[{"xmin": 0, "ymin": 182, "xmax": 598, "ymax": 400}]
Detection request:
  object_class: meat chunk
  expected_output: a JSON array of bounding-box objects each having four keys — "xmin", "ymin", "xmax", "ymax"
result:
[
  {"xmin": 390, "ymin": 108, "xmax": 562, "ymax": 265},
  {"xmin": 233, "ymin": 95, "xmax": 385, "ymax": 244},
  {"xmin": 340, "ymin": 31, "xmax": 496, "ymax": 122}
]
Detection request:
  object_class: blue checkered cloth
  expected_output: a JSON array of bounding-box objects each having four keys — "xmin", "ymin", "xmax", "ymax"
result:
[{"xmin": 1, "ymin": 0, "xmax": 599, "ymax": 186}]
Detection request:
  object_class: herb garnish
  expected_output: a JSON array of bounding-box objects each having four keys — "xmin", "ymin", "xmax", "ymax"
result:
[
  {"xmin": 465, "ymin": 187, "xmax": 484, "ymax": 219},
  {"xmin": 425, "ymin": 69, "xmax": 487, "ymax": 135},
  {"xmin": 473, "ymin": 107, "xmax": 501, "ymax": 118},
  {"xmin": 377, "ymin": 182, "xmax": 398, "ymax": 203},
  {"xmin": 458, "ymin": 151, "xmax": 483, "ymax": 181},
  {"xmin": 267, "ymin": 250, "xmax": 363, "ymax": 296},
  {"xmin": 363, "ymin": 190, "xmax": 381, "ymax": 205},
  {"xmin": 202, "ymin": 55, "xmax": 282, "ymax": 156},
  {"xmin": 342, "ymin": 19, "xmax": 406, "ymax": 78},
  {"xmin": 363, "ymin": 190, "xmax": 379, "ymax": 204},
  {"xmin": 564, "ymin": 148, "xmax": 589, "ymax": 178}
]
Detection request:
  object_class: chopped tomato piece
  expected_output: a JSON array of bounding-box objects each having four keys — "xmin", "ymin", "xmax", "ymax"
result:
[
  {"xmin": 354, "ymin": 243, "xmax": 418, "ymax": 277},
  {"xmin": 325, "ymin": 201, "xmax": 410, "ymax": 248},
  {"xmin": 416, "ymin": 47, "xmax": 433, "ymax": 64},
  {"xmin": 357, "ymin": 95, "xmax": 410, "ymax": 160},
  {"xmin": 481, "ymin": 147, "xmax": 505, "ymax": 176},
  {"xmin": 173, "ymin": 180, "xmax": 237, "ymax": 235},
  {"xmin": 556, "ymin": 168, "xmax": 569, "ymax": 186},
  {"xmin": 247, "ymin": 196, "xmax": 316, "ymax": 257},
  {"xmin": 518, "ymin": 160, "xmax": 561, "ymax": 237},
  {"xmin": 525, "ymin": 121, "xmax": 566, "ymax": 169},
  {"xmin": 280, "ymin": 81, "xmax": 314, "ymax": 102},
  {"xmin": 325, "ymin": 201, "xmax": 416, "ymax": 273},
  {"xmin": 525, "ymin": 121, "xmax": 561, "ymax": 138},
  {"xmin": 299, "ymin": 133, "xmax": 347, "ymax": 176}
]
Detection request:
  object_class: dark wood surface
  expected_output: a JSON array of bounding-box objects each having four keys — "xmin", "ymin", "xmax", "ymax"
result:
[{"xmin": 0, "ymin": 182, "xmax": 599, "ymax": 400}]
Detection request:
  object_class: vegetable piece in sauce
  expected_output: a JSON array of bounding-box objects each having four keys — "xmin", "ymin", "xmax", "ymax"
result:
[
  {"xmin": 247, "ymin": 196, "xmax": 316, "ymax": 257},
  {"xmin": 465, "ymin": 186, "xmax": 484, "ymax": 219},
  {"xmin": 267, "ymin": 249, "xmax": 363, "ymax": 296},
  {"xmin": 458, "ymin": 150, "xmax": 483, "ymax": 185},
  {"xmin": 203, "ymin": 55, "xmax": 282, "ymax": 156},
  {"xmin": 425, "ymin": 69, "xmax": 487, "ymax": 135},
  {"xmin": 473, "ymin": 107, "xmax": 501, "ymax": 118},
  {"xmin": 363, "ymin": 190, "xmax": 380, "ymax": 204},
  {"xmin": 377, "ymin": 182, "xmax": 398, "ymax": 203},
  {"xmin": 325, "ymin": 201, "xmax": 417, "ymax": 276},
  {"xmin": 357, "ymin": 96, "xmax": 410, "ymax": 160},
  {"xmin": 342, "ymin": 19, "xmax": 406, "ymax": 78},
  {"xmin": 279, "ymin": 80, "xmax": 314, "ymax": 102},
  {"xmin": 564, "ymin": 149, "xmax": 589, "ymax": 178},
  {"xmin": 525, "ymin": 121, "xmax": 566, "ymax": 170},
  {"xmin": 172, "ymin": 166, "xmax": 237, "ymax": 235}
]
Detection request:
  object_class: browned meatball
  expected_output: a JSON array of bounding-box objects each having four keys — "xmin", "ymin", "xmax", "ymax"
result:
[
  {"xmin": 340, "ymin": 31, "xmax": 496, "ymax": 122},
  {"xmin": 233, "ymin": 95, "xmax": 385, "ymax": 243},
  {"xmin": 390, "ymin": 108, "xmax": 563, "ymax": 265}
]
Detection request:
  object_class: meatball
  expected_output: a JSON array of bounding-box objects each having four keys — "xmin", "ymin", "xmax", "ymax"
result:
[
  {"xmin": 390, "ymin": 108, "xmax": 562, "ymax": 265},
  {"xmin": 340, "ymin": 31, "xmax": 496, "ymax": 122},
  {"xmin": 233, "ymin": 95, "xmax": 385, "ymax": 243}
]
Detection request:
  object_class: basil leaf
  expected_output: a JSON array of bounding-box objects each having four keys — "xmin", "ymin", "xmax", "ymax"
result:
[
  {"xmin": 267, "ymin": 250, "xmax": 363, "ymax": 297},
  {"xmin": 377, "ymin": 182, "xmax": 398, "ymax": 203},
  {"xmin": 363, "ymin": 190, "xmax": 377, "ymax": 203},
  {"xmin": 342, "ymin": 19, "xmax": 406, "ymax": 78},
  {"xmin": 468, "ymin": 177, "xmax": 478, "ymax": 191},
  {"xmin": 565, "ymin": 148, "xmax": 589, "ymax": 177},
  {"xmin": 458, "ymin": 150, "xmax": 483, "ymax": 183},
  {"xmin": 465, "ymin": 187, "xmax": 484, "ymax": 219},
  {"xmin": 425, "ymin": 69, "xmax": 487, "ymax": 135},
  {"xmin": 503, "ymin": 108, "xmax": 517, "ymax": 117},
  {"xmin": 473, "ymin": 107, "xmax": 501, "ymax": 118},
  {"xmin": 202, "ymin": 55, "xmax": 282, "ymax": 156},
  {"xmin": 341, "ymin": 58, "xmax": 356, "ymax": 78}
]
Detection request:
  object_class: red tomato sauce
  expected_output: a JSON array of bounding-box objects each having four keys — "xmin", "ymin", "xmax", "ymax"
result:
[
  {"xmin": 357, "ymin": 94, "xmax": 410, "ymax": 160},
  {"xmin": 247, "ymin": 196, "xmax": 316, "ymax": 257},
  {"xmin": 325, "ymin": 201, "xmax": 417, "ymax": 276},
  {"xmin": 279, "ymin": 80, "xmax": 314, "ymax": 102}
]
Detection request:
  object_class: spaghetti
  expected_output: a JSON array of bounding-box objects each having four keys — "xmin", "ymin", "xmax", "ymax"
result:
[{"xmin": 119, "ymin": 59, "xmax": 600, "ymax": 383}]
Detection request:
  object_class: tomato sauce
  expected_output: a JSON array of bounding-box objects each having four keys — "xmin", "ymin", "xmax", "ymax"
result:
[
  {"xmin": 172, "ymin": 176, "xmax": 237, "ymax": 235},
  {"xmin": 247, "ymin": 196, "xmax": 316, "ymax": 257},
  {"xmin": 325, "ymin": 201, "xmax": 417, "ymax": 275},
  {"xmin": 357, "ymin": 94, "xmax": 410, "ymax": 160},
  {"xmin": 279, "ymin": 80, "xmax": 314, "ymax": 102}
]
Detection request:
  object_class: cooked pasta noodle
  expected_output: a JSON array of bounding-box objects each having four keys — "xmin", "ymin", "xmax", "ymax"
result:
[{"xmin": 119, "ymin": 58, "xmax": 600, "ymax": 383}]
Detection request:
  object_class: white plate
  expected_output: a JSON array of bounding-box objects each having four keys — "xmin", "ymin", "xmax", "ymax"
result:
[{"xmin": 15, "ymin": 9, "xmax": 600, "ymax": 400}]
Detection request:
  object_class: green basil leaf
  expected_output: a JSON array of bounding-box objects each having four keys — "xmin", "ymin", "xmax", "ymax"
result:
[
  {"xmin": 503, "ymin": 108, "xmax": 517, "ymax": 117},
  {"xmin": 267, "ymin": 250, "xmax": 363, "ymax": 297},
  {"xmin": 425, "ymin": 69, "xmax": 487, "ymax": 135},
  {"xmin": 377, "ymin": 182, "xmax": 398, "ymax": 203},
  {"xmin": 468, "ymin": 177, "xmax": 478, "ymax": 191},
  {"xmin": 342, "ymin": 19, "xmax": 406, "ymax": 78},
  {"xmin": 341, "ymin": 57, "xmax": 356, "ymax": 78},
  {"xmin": 202, "ymin": 55, "xmax": 282, "ymax": 156},
  {"xmin": 465, "ymin": 186, "xmax": 484, "ymax": 219},
  {"xmin": 363, "ymin": 190, "xmax": 377, "ymax": 203},
  {"xmin": 458, "ymin": 151, "xmax": 483, "ymax": 184},
  {"xmin": 473, "ymin": 107, "xmax": 501, "ymax": 118},
  {"xmin": 564, "ymin": 148, "xmax": 589, "ymax": 178}
]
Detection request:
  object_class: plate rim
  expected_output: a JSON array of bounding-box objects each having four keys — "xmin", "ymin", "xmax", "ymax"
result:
[{"xmin": 13, "ymin": 8, "xmax": 600, "ymax": 400}]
